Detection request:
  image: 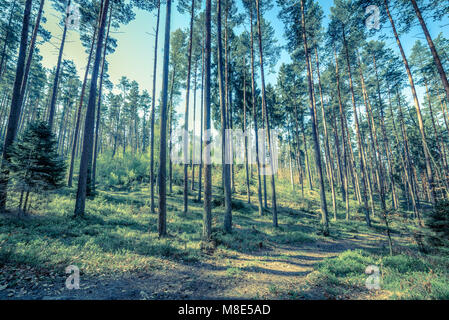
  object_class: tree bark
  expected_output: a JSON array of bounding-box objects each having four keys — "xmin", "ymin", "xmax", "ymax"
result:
[
  {"xmin": 217, "ymin": 0, "xmax": 232, "ymax": 233},
  {"xmin": 202, "ymin": 0, "xmax": 212, "ymax": 240},
  {"xmin": 342, "ymin": 29, "xmax": 371, "ymax": 227},
  {"xmin": 67, "ymin": 22, "xmax": 98, "ymax": 187},
  {"xmin": 183, "ymin": 0, "xmax": 195, "ymax": 214},
  {"xmin": 48, "ymin": 0, "xmax": 71, "ymax": 130},
  {"xmin": 157, "ymin": 0, "xmax": 172, "ymax": 236},
  {"xmin": 198, "ymin": 35, "xmax": 204, "ymax": 202},
  {"xmin": 150, "ymin": 1, "xmax": 161, "ymax": 214},
  {"xmin": 249, "ymin": 6, "xmax": 263, "ymax": 216},
  {"xmin": 300, "ymin": 0, "xmax": 328, "ymax": 234},
  {"xmin": 333, "ymin": 47, "xmax": 350, "ymax": 219},
  {"xmin": 92, "ymin": 4, "xmax": 112, "ymax": 194},
  {"xmin": 314, "ymin": 47, "xmax": 337, "ymax": 220},
  {"xmin": 410, "ymin": 0, "xmax": 449, "ymax": 106},
  {"xmin": 74, "ymin": 0, "xmax": 109, "ymax": 217},
  {"xmin": 384, "ymin": 0, "xmax": 436, "ymax": 204},
  {"xmin": 0, "ymin": 1, "xmax": 17, "ymax": 79},
  {"xmin": 0, "ymin": 0, "xmax": 32, "ymax": 211},
  {"xmin": 256, "ymin": 0, "xmax": 277, "ymax": 227},
  {"xmin": 243, "ymin": 56, "xmax": 251, "ymax": 204},
  {"xmin": 20, "ymin": 0, "xmax": 45, "ymax": 105}
]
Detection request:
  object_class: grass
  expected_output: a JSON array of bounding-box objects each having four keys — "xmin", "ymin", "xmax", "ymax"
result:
[
  {"xmin": 0, "ymin": 178, "xmax": 326, "ymax": 280},
  {"xmin": 0, "ymin": 187, "xmax": 201, "ymax": 279},
  {"xmin": 272, "ymin": 249, "xmax": 449, "ymax": 300},
  {"xmin": 1, "ymin": 165, "xmax": 448, "ymax": 300}
]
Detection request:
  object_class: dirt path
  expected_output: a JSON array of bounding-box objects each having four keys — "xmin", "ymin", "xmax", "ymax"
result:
[{"xmin": 1, "ymin": 230, "xmax": 396, "ymax": 300}]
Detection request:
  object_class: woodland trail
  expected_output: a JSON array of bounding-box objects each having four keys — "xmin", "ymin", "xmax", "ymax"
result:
[{"xmin": 2, "ymin": 228, "xmax": 399, "ymax": 300}]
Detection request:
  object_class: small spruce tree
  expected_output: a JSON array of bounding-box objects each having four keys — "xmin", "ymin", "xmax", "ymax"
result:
[
  {"xmin": 8, "ymin": 121, "xmax": 66, "ymax": 214},
  {"xmin": 424, "ymin": 200, "xmax": 449, "ymax": 254}
]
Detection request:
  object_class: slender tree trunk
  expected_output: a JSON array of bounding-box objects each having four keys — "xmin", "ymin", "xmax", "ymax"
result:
[
  {"xmin": 358, "ymin": 56, "xmax": 387, "ymax": 219},
  {"xmin": 20, "ymin": 0, "xmax": 45, "ymax": 105},
  {"xmin": 48, "ymin": 0, "xmax": 71, "ymax": 130},
  {"xmin": 157, "ymin": 0, "xmax": 171, "ymax": 236},
  {"xmin": 384, "ymin": 0, "xmax": 436, "ymax": 204},
  {"xmin": 68, "ymin": 23, "xmax": 98, "ymax": 187},
  {"xmin": 23, "ymin": 190, "xmax": 30, "ymax": 214},
  {"xmin": 74, "ymin": 0, "xmax": 109, "ymax": 217},
  {"xmin": 330, "ymin": 100, "xmax": 345, "ymax": 203},
  {"xmin": 191, "ymin": 60, "xmax": 197, "ymax": 191},
  {"xmin": 183, "ymin": 0, "xmax": 195, "ymax": 214},
  {"xmin": 249, "ymin": 6, "xmax": 263, "ymax": 216},
  {"xmin": 410, "ymin": 0, "xmax": 449, "ymax": 105},
  {"xmin": 342, "ymin": 29, "xmax": 371, "ymax": 227},
  {"xmin": 92, "ymin": 4, "xmax": 112, "ymax": 194},
  {"xmin": 0, "ymin": 0, "xmax": 32, "ymax": 212},
  {"xmin": 292, "ymin": 103, "xmax": 305, "ymax": 198},
  {"xmin": 424, "ymin": 80, "xmax": 449, "ymax": 193},
  {"xmin": 300, "ymin": 0, "xmax": 328, "ymax": 234},
  {"xmin": 198, "ymin": 37, "xmax": 204, "ymax": 202},
  {"xmin": 333, "ymin": 47, "xmax": 351, "ymax": 220},
  {"xmin": 315, "ymin": 47, "xmax": 337, "ymax": 220},
  {"xmin": 372, "ymin": 54, "xmax": 399, "ymax": 210},
  {"xmin": 389, "ymin": 89, "xmax": 420, "ymax": 220},
  {"xmin": 256, "ymin": 0, "xmax": 277, "ymax": 227},
  {"xmin": 202, "ymin": 0, "xmax": 212, "ymax": 240},
  {"xmin": 150, "ymin": 1, "xmax": 161, "ymax": 214},
  {"xmin": 218, "ymin": 0, "xmax": 232, "ymax": 233},
  {"xmin": 243, "ymin": 57, "xmax": 250, "ymax": 204},
  {"xmin": 168, "ymin": 68, "xmax": 175, "ymax": 195},
  {"xmin": 0, "ymin": 1, "xmax": 17, "ymax": 79}
]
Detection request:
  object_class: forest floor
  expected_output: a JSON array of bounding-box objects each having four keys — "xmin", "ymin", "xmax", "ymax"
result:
[
  {"xmin": 0, "ymin": 182, "xmax": 447, "ymax": 300},
  {"xmin": 0, "ymin": 229, "xmax": 394, "ymax": 300}
]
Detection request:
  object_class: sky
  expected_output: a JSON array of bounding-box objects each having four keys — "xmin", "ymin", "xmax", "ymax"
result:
[{"xmin": 38, "ymin": 0, "xmax": 448, "ymax": 131}]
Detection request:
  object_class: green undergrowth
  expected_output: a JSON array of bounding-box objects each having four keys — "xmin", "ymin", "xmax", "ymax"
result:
[
  {"xmin": 275, "ymin": 249, "xmax": 449, "ymax": 300},
  {"xmin": 0, "ymin": 182, "xmax": 329, "ymax": 280},
  {"xmin": 1, "ymin": 171, "xmax": 445, "ymax": 300}
]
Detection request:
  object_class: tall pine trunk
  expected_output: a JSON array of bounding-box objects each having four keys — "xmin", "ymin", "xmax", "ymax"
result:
[
  {"xmin": 256, "ymin": 0, "xmax": 277, "ymax": 227},
  {"xmin": 0, "ymin": 1, "xmax": 17, "ymax": 79},
  {"xmin": 249, "ymin": 6, "xmax": 263, "ymax": 216},
  {"xmin": 342, "ymin": 29, "xmax": 371, "ymax": 227},
  {"xmin": 68, "ymin": 23, "xmax": 98, "ymax": 187},
  {"xmin": 198, "ymin": 36, "xmax": 204, "ymax": 202},
  {"xmin": 20, "ymin": 0, "xmax": 45, "ymax": 105},
  {"xmin": 243, "ymin": 56, "xmax": 251, "ymax": 204},
  {"xmin": 314, "ymin": 47, "xmax": 337, "ymax": 220},
  {"xmin": 217, "ymin": 0, "xmax": 232, "ymax": 233},
  {"xmin": 300, "ymin": 0, "xmax": 328, "ymax": 234},
  {"xmin": 92, "ymin": 4, "xmax": 112, "ymax": 194},
  {"xmin": 150, "ymin": 1, "xmax": 161, "ymax": 214},
  {"xmin": 183, "ymin": 0, "xmax": 195, "ymax": 214},
  {"xmin": 202, "ymin": 0, "xmax": 212, "ymax": 240},
  {"xmin": 48, "ymin": 0, "xmax": 71, "ymax": 130},
  {"xmin": 74, "ymin": 0, "xmax": 109, "ymax": 217},
  {"xmin": 0, "ymin": 0, "xmax": 32, "ymax": 211},
  {"xmin": 384, "ymin": 0, "xmax": 436, "ymax": 204},
  {"xmin": 410, "ymin": 0, "xmax": 449, "ymax": 106},
  {"xmin": 157, "ymin": 0, "xmax": 172, "ymax": 236}
]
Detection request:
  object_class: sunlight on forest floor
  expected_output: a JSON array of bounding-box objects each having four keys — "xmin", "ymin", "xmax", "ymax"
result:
[{"xmin": 0, "ymin": 181, "xmax": 448, "ymax": 300}]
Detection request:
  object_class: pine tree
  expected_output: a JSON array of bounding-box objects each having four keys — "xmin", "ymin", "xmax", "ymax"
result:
[
  {"xmin": 424, "ymin": 200, "xmax": 449, "ymax": 254},
  {"xmin": 9, "ymin": 120, "xmax": 66, "ymax": 214}
]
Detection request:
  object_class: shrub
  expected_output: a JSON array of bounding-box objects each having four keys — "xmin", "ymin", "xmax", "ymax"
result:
[
  {"xmin": 8, "ymin": 121, "xmax": 66, "ymax": 213},
  {"xmin": 96, "ymin": 152, "xmax": 150, "ymax": 189},
  {"xmin": 424, "ymin": 200, "xmax": 449, "ymax": 252},
  {"xmin": 315, "ymin": 250, "xmax": 375, "ymax": 278}
]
